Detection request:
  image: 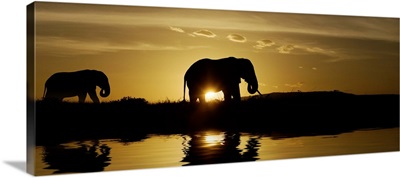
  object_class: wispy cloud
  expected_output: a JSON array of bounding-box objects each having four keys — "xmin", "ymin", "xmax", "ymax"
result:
[
  {"xmin": 37, "ymin": 36, "xmax": 118, "ymax": 56},
  {"xmin": 299, "ymin": 66, "xmax": 318, "ymax": 70},
  {"xmin": 169, "ymin": 26, "xmax": 185, "ymax": 33},
  {"xmin": 299, "ymin": 45, "xmax": 341, "ymax": 62},
  {"xmin": 254, "ymin": 39, "xmax": 275, "ymax": 49},
  {"xmin": 36, "ymin": 3, "xmax": 399, "ymax": 42},
  {"xmin": 285, "ymin": 82, "xmax": 304, "ymax": 88},
  {"xmin": 226, "ymin": 34, "xmax": 246, "ymax": 43},
  {"xmin": 305, "ymin": 47, "xmax": 337, "ymax": 56},
  {"xmin": 277, "ymin": 44, "xmax": 295, "ymax": 54},
  {"xmin": 36, "ymin": 36, "xmax": 209, "ymax": 57},
  {"xmin": 192, "ymin": 29, "xmax": 217, "ymax": 38}
]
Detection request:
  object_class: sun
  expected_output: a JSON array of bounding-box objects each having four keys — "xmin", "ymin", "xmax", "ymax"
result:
[
  {"xmin": 205, "ymin": 92, "xmax": 216, "ymax": 102},
  {"xmin": 205, "ymin": 91, "xmax": 223, "ymax": 102},
  {"xmin": 204, "ymin": 134, "xmax": 224, "ymax": 146}
]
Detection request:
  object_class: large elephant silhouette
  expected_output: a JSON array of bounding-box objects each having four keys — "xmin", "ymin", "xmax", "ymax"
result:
[
  {"xmin": 43, "ymin": 69, "xmax": 110, "ymax": 103},
  {"xmin": 183, "ymin": 57, "xmax": 260, "ymax": 103}
]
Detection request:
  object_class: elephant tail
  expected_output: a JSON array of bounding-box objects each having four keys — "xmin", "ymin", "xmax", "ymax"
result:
[
  {"xmin": 42, "ymin": 86, "xmax": 47, "ymax": 100},
  {"xmin": 183, "ymin": 78, "xmax": 186, "ymax": 102}
]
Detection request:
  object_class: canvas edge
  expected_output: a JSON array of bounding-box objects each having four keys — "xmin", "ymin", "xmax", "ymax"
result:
[
  {"xmin": 23, "ymin": 1, "xmax": 400, "ymax": 176},
  {"xmin": 27, "ymin": 1, "xmax": 36, "ymax": 176}
]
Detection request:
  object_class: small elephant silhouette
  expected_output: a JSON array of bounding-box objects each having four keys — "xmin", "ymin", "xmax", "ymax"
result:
[
  {"xmin": 183, "ymin": 57, "xmax": 260, "ymax": 103},
  {"xmin": 43, "ymin": 69, "xmax": 110, "ymax": 103}
]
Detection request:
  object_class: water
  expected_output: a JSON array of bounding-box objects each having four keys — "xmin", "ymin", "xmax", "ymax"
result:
[{"xmin": 34, "ymin": 127, "xmax": 399, "ymax": 175}]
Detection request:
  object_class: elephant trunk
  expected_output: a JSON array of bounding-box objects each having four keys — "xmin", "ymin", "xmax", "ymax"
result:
[
  {"xmin": 100, "ymin": 84, "xmax": 110, "ymax": 97},
  {"xmin": 247, "ymin": 81, "xmax": 258, "ymax": 94},
  {"xmin": 242, "ymin": 59, "xmax": 259, "ymax": 95}
]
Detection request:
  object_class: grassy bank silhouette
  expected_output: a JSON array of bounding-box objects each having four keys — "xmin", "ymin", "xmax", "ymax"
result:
[{"xmin": 35, "ymin": 91, "xmax": 399, "ymax": 145}]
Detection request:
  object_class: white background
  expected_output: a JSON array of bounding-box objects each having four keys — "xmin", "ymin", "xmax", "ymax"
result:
[{"xmin": 0, "ymin": 0, "xmax": 399, "ymax": 178}]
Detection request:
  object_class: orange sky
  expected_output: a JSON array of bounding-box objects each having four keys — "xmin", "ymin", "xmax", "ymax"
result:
[{"xmin": 32, "ymin": 2, "xmax": 399, "ymax": 103}]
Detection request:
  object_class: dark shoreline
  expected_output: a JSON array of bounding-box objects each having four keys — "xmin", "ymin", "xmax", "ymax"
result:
[{"xmin": 34, "ymin": 91, "xmax": 399, "ymax": 145}]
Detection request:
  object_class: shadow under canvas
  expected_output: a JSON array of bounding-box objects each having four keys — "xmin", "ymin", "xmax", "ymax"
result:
[{"xmin": 4, "ymin": 161, "xmax": 26, "ymax": 173}]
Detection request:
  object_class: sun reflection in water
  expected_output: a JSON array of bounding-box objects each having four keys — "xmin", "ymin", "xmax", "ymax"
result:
[{"xmin": 203, "ymin": 133, "xmax": 224, "ymax": 146}]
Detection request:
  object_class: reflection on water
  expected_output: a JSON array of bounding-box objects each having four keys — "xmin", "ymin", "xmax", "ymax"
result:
[
  {"xmin": 40, "ymin": 140, "xmax": 111, "ymax": 174},
  {"xmin": 181, "ymin": 131, "xmax": 260, "ymax": 165},
  {"xmin": 35, "ymin": 127, "xmax": 399, "ymax": 175}
]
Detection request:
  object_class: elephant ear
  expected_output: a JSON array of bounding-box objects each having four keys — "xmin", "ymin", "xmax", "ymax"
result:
[
  {"xmin": 239, "ymin": 59, "xmax": 254, "ymax": 81},
  {"xmin": 237, "ymin": 58, "xmax": 247, "ymax": 83},
  {"xmin": 225, "ymin": 57, "xmax": 241, "ymax": 83},
  {"xmin": 237, "ymin": 58, "xmax": 250, "ymax": 81}
]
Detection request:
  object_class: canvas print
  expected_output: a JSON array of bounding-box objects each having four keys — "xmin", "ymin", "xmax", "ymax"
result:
[{"xmin": 27, "ymin": 1, "xmax": 399, "ymax": 176}]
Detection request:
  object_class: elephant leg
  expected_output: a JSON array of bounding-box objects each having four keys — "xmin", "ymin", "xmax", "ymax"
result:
[
  {"xmin": 45, "ymin": 90, "xmax": 63, "ymax": 102},
  {"xmin": 199, "ymin": 94, "xmax": 206, "ymax": 103},
  {"xmin": 189, "ymin": 90, "xmax": 198, "ymax": 103},
  {"xmin": 88, "ymin": 91, "xmax": 100, "ymax": 103},
  {"xmin": 78, "ymin": 93, "xmax": 87, "ymax": 103},
  {"xmin": 223, "ymin": 89, "xmax": 232, "ymax": 102},
  {"xmin": 231, "ymin": 84, "xmax": 241, "ymax": 102}
]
